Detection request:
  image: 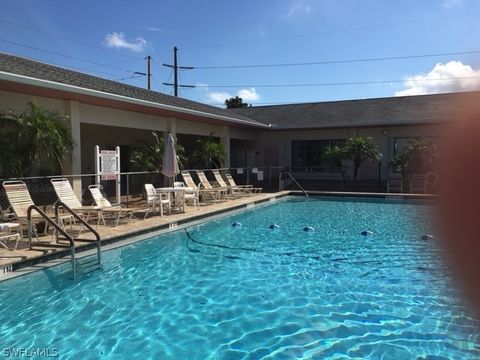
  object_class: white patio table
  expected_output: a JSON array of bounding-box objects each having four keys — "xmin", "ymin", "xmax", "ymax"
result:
[{"xmin": 155, "ymin": 187, "xmax": 193, "ymax": 213}]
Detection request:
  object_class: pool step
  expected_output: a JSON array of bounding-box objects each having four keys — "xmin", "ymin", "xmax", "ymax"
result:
[{"xmin": 75, "ymin": 257, "xmax": 102, "ymax": 277}]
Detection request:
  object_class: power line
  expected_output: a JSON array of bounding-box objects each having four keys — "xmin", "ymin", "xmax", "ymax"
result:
[
  {"xmin": 114, "ymin": 74, "xmax": 145, "ymax": 81},
  {"xmin": 182, "ymin": 13, "xmax": 480, "ymax": 50},
  {"xmin": 193, "ymin": 75, "xmax": 480, "ymax": 88},
  {"xmin": 0, "ymin": 37, "xmax": 136, "ymax": 74},
  {"xmin": 191, "ymin": 50, "xmax": 480, "ymax": 70},
  {"xmin": 0, "ymin": 18, "xmax": 142, "ymax": 60}
]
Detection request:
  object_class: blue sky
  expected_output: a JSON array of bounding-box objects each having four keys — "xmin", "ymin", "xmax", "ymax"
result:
[{"xmin": 1, "ymin": 0, "xmax": 480, "ymax": 106}]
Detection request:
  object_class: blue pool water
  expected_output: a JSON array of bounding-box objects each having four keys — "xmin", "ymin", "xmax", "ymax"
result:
[{"xmin": 1, "ymin": 197, "xmax": 479, "ymax": 359}]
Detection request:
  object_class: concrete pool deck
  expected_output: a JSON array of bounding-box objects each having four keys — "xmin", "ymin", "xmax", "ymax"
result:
[{"xmin": 0, "ymin": 191, "xmax": 290, "ymax": 275}]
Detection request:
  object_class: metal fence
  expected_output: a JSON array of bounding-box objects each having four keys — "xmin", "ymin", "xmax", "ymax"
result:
[{"xmin": 0, "ymin": 166, "xmax": 288, "ymax": 216}]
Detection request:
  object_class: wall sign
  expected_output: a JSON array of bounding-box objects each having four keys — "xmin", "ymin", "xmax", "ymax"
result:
[{"xmin": 95, "ymin": 145, "xmax": 121, "ymax": 204}]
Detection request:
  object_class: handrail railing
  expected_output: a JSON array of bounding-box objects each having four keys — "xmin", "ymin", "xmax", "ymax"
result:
[
  {"xmin": 55, "ymin": 201, "xmax": 102, "ymax": 269},
  {"xmin": 27, "ymin": 203, "xmax": 102, "ymax": 279},
  {"xmin": 280, "ymin": 172, "xmax": 309, "ymax": 197},
  {"xmin": 27, "ymin": 205, "xmax": 77, "ymax": 277}
]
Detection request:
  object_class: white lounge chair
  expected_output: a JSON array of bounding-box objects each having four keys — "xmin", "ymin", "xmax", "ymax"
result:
[
  {"xmin": 51, "ymin": 178, "xmax": 101, "ymax": 226},
  {"xmin": 181, "ymin": 171, "xmax": 219, "ymax": 203},
  {"xmin": 225, "ymin": 174, "xmax": 262, "ymax": 194},
  {"xmin": 387, "ymin": 174, "xmax": 403, "ymax": 193},
  {"xmin": 410, "ymin": 174, "xmax": 427, "ymax": 194},
  {"xmin": 3, "ymin": 180, "xmax": 73, "ymax": 241},
  {"xmin": 196, "ymin": 170, "xmax": 228, "ymax": 199},
  {"xmin": 88, "ymin": 185, "xmax": 147, "ymax": 226},
  {"xmin": 144, "ymin": 184, "xmax": 171, "ymax": 217},
  {"xmin": 211, "ymin": 170, "xmax": 244, "ymax": 198}
]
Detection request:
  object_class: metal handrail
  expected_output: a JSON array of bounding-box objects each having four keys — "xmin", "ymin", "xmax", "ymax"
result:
[
  {"xmin": 280, "ymin": 172, "xmax": 309, "ymax": 197},
  {"xmin": 55, "ymin": 201, "xmax": 102, "ymax": 269},
  {"xmin": 27, "ymin": 205, "xmax": 77, "ymax": 277}
]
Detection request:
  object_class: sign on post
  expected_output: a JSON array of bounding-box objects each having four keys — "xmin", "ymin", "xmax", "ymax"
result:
[{"xmin": 95, "ymin": 145, "xmax": 121, "ymax": 204}]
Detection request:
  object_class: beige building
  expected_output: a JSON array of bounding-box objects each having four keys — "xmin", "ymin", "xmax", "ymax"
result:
[{"xmin": 0, "ymin": 53, "xmax": 472, "ymax": 187}]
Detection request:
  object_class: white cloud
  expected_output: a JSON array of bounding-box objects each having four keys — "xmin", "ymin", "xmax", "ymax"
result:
[
  {"xmin": 145, "ymin": 27, "xmax": 176, "ymax": 33},
  {"xmin": 443, "ymin": 0, "xmax": 462, "ymax": 8},
  {"xmin": 285, "ymin": 1, "xmax": 312, "ymax": 18},
  {"xmin": 237, "ymin": 87, "xmax": 260, "ymax": 101},
  {"xmin": 104, "ymin": 32, "xmax": 148, "ymax": 52},
  {"xmin": 395, "ymin": 61, "xmax": 480, "ymax": 97},
  {"xmin": 204, "ymin": 87, "xmax": 261, "ymax": 104},
  {"xmin": 206, "ymin": 91, "xmax": 232, "ymax": 103}
]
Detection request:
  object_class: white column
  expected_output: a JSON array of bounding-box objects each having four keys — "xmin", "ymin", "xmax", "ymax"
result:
[{"xmin": 65, "ymin": 100, "xmax": 82, "ymax": 198}]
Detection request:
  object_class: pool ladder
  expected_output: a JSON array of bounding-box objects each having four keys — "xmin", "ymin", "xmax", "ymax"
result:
[
  {"xmin": 279, "ymin": 172, "xmax": 309, "ymax": 197},
  {"xmin": 27, "ymin": 202, "xmax": 102, "ymax": 279}
]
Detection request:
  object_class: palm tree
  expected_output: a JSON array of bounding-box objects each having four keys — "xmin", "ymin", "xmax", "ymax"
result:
[
  {"xmin": 389, "ymin": 137, "xmax": 438, "ymax": 184},
  {"xmin": 0, "ymin": 102, "xmax": 73, "ymax": 177},
  {"xmin": 194, "ymin": 134, "xmax": 226, "ymax": 168},
  {"xmin": 325, "ymin": 135, "xmax": 380, "ymax": 181}
]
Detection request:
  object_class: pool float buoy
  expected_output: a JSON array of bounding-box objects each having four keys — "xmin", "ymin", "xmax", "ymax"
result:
[
  {"xmin": 269, "ymin": 224, "xmax": 280, "ymax": 230},
  {"xmin": 361, "ymin": 230, "xmax": 374, "ymax": 236},
  {"xmin": 231, "ymin": 222, "xmax": 243, "ymax": 228},
  {"xmin": 421, "ymin": 234, "xmax": 435, "ymax": 240},
  {"xmin": 303, "ymin": 226, "xmax": 315, "ymax": 232}
]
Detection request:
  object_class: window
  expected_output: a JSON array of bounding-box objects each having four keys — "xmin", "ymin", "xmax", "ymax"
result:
[{"xmin": 291, "ymin": 139, "xmax": 344, "ymax": 172}]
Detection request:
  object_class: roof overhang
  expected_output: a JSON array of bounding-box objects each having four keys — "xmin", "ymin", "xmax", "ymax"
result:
[
  {"xmin": 0, "ymin": 71, "xmax": 269, "ymax": 129},
  {"xmin": 266, "ymin": 121, "xmax": 445, "ymax": 131}
]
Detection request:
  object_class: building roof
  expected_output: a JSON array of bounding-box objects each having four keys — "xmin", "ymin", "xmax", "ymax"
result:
[
  {"xmin": 0, "ymin": 52, "xmax": 266, "ymax": 128},
  {"xmin": 231, "ymin": 92, "xmax": 476, "ymax": 129}
]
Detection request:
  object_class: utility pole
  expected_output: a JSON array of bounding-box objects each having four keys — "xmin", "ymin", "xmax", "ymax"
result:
[
  {"xmin": 173, "ymin": 47, "xmax": 178, "ymax": 96},
  {"xmin": 146, "ymin": 55, "xmax": 151, "ymax": 90},
  {"xmin": 133, "ymin": 55, "xmax": 152, "ymax": 90},
  {"xmin": 163, "ymin": 46, "xmax": 195, "ymax": 97}
]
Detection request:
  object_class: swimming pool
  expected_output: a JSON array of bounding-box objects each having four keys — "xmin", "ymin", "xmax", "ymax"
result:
[{"xmin": 1, "ymin": 197, "xmax": 479, "ymax": 359}]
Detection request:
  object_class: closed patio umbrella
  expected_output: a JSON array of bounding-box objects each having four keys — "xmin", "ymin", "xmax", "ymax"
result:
[{"xmin": 162, "ymin": 133, "xmax": 179, "ymax": 184}]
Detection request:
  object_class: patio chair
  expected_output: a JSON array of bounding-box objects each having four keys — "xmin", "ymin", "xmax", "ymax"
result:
[
  {"xmin": 224, "ymin": 174, "xmax": 262, "ymax": 194},
  {"xmin": 2, "ymin": 180, "xmax": 73, "ymax": 241},
  {"xmin": 181, "ymin": 171, "xmax": 219, "ymax": 203},
  {"xmin": 144, "ymin": 184, "xmax": 171, "ymax": 217},
  {"xmin": 88, "ymin": 185, "xmax": 148, "ymax": 226},
  {"xmin": 196, "ymin": 170, "xmax": 228, "ymax": 199},
  {"xmin": 174, "ymin": 181, "xmax": 199, "ymax": 209},
  {"xmin": 51, "ymin": 178, "xmax": 101, "ymax": 225},
  {"xmin": 0, "ymin": 223, "xmax": 21, "ymax": 250},
  {"xmin": 211, "ymin": 170, "xmax": 244, "ymax": 198},
  {"xmin": 387, "ymin": 174, "xmax": 403, "ymax": 193},
  {"xmin": 410, "ymin": 174, "xmax": 427, "ymax": 194}
]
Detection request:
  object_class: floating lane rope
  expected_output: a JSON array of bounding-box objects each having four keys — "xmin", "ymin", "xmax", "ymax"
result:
[{"xmin": 231, "ymin": 223, "xmax": 317, "ymax": 232}]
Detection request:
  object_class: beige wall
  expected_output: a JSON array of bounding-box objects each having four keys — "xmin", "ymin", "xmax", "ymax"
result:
[
  {"xmin": 0, "ymin": 89, "xmax": 67, "ymax": 115},
  {"xmin": 258, "ymin": 124, "xmax": 444, "ymax": 180},
  {"xmin": 0, "ymin": 88, "xmax": 444, "ymax": 180}
]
